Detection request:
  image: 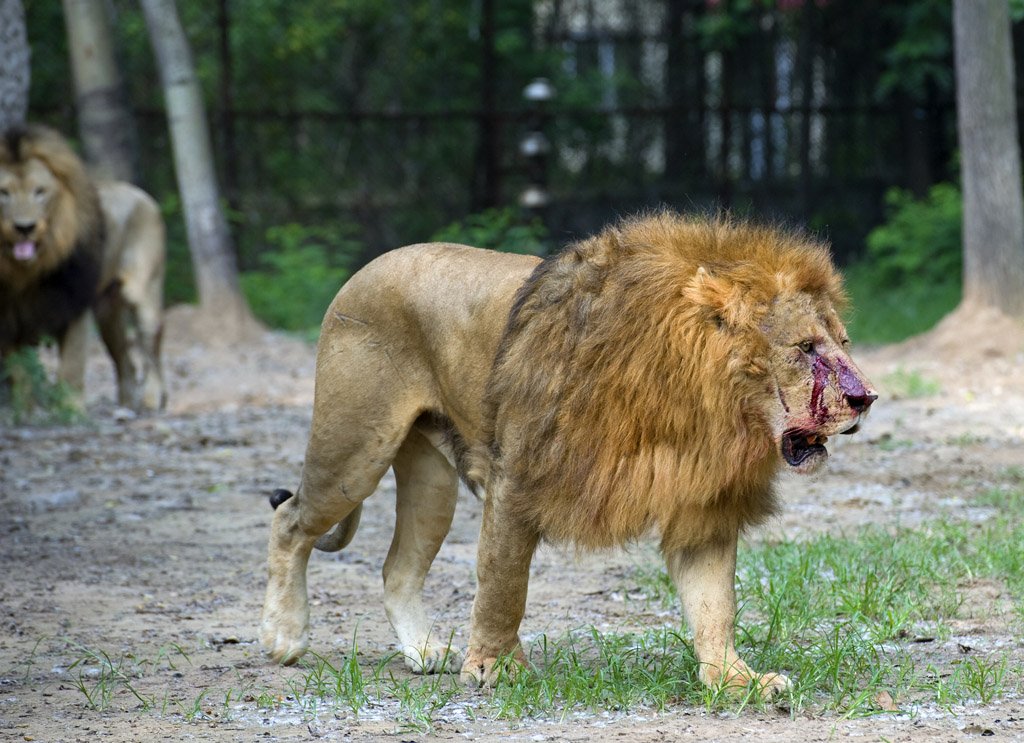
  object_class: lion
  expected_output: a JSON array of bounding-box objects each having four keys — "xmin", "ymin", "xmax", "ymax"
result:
[
  {"xmin": 0, "ymin": 124, "xmax": 167, "ymax": 411},
  {"xmin": 260, "ymin": 211, "xmax": 877, "ymax": 699}
]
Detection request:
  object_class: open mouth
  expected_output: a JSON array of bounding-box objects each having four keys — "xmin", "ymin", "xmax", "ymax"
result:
[{"xmin": 782, "ymin": 429, "xmax": 828, "ymax": 467}]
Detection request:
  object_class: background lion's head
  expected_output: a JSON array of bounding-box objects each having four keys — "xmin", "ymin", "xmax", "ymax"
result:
[{"xmin": 0, "ymin": 125, "xmax": 103, "ymax": 289}]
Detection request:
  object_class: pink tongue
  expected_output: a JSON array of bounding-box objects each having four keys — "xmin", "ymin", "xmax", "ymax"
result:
[{"xmin": 13, "ymin": 241, "xmax": 36, "ymax": 260}]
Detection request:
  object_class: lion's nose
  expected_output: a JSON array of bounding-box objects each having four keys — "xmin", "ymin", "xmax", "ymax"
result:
[
  {"xmin": 846, "ymin": 392, "xmax": 877, "ymax": 413},
  {"xmin": 14, "ymin": 221, "xmax": 36, "ymax": 236}
]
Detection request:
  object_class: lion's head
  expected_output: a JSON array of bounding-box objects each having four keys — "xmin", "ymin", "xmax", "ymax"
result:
[
  {"xmin": 482, "ymin": 211, "xmax": 877, "ymax": 551},
  {"xmin": 0, "ymin": 125, "xmax": 103, "ymax": 291}
]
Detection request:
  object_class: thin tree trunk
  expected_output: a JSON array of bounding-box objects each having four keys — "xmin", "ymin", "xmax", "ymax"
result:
[
  {"xmin": 472, "ymin": 0, "xmax": 500, "ymax": 211},
  {"xmin": 953, "ymin": 0, "xmax": 1024, "ymax": 319},
  {"xmin": 62, "ymin": 0, "xmax": 136, "ymax": 181},
  {"xmin": 216, "ymin": 0, "xmax": 240, "ymax": 221},
  {"xmin": 139, "ymin": 0, "xmax": 258, "ymax": 339},
  {"xmin": 0, "ymin": 0, "xmax": 30, "ymax": 132}
]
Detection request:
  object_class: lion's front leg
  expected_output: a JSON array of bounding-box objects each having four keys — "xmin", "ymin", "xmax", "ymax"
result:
[
  {"xmin": 460, "ymin": 484, "xmax": 539, "ymax": 686},
  {"xmin": 667, "ymin": 532, "xmax": 790, "ymax": 700}
]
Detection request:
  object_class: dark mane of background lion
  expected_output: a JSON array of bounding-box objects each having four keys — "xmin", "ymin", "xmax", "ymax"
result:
[
  {"xmin": 0, "ymin": 125, "xmax": 104, "ymax": 348},
  {"xmin": 475, "ymin": 211, "xmax": 846, "ymax": 552}
]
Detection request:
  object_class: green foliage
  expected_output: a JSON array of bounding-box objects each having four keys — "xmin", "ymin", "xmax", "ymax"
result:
[
  {"xmin": 877, "ymin": 0, "xmax": 953, "ymax": 102},
  {"xmin": 844, "ymin": 182, "xmax": 962, "ymax": 344},
  {"xmin": 0, "ymin": 347, "xmax": 85, "ymax": 425},
  {"xmin": 867, "ymin": 183, "xmax": 962, "ymax": 289},
  {"xmin": 430, "ymin": 207, "xmax": 551, "ymax": 255},
  {"xmin": 240, "ymin": 222, "xmax": 357, "ymax": 335}
]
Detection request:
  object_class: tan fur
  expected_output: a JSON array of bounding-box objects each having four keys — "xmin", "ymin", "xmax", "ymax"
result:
[
  {"xmin": 260, "ymin": 212, "xmax": 876, "ymax": 699},
  {"xmin": 0, "ymin": 125, "xmax": 167, "ymax": 411}
]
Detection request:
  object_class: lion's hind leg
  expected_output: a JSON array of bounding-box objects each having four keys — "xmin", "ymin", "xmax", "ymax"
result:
[
  {"xmin": 261, "ymin": 400, "xmax": 410, "ymax": 665},
  {"xmin": 384, "ymin": 425, "xmax": 462, "ymax": 674},
  {"xmin": 94, "ymin": 282, "xmax": 138, "ymax": 408},
  {"xmin": 117, "ymin": 262, "xmax": 166, "ymax": 412},
  {"xmin": 260, "ymin": 487, "xmax": 328, "ymax": 665},
  {"xmin": 129, "ymin": 287, "xmax": 166, "ymax": 412}
]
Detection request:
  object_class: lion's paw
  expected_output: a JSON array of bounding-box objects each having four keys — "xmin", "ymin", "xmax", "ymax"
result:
[
  {"xmin": 744, "ymin": 671, "xmax": 791, "ymax": 701},
  {"xmin": 402, "ymin": 643, "xmax": 464, "ymax": 675},
  {"xmin": 260, "ymin": 616, "xmax": 309, "ymax": 666},
  {"xmin": 700, "ymin": 661, "xmax": 792, "ymax": 701},
  {"xmin": 459, "ymin": 648, "xmax": 525, "ymax": 687}
]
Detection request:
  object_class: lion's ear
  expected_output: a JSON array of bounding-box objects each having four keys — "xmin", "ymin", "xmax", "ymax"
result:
[
  {"xmin": 684, "ymin": 266, "xmax": 756, "ymax": 328},
  {"xmin": 685, "ymin": 266, "xmax": 731, "ymax": 322}
]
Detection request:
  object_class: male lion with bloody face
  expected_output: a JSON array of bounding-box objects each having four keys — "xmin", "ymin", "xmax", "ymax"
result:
[{"xmin": 260, "ymin": 211, "xmax": 876, "ymax": 699}]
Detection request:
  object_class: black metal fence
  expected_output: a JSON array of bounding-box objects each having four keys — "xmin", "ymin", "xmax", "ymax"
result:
[{"xmin": 34, "ymin": 0, "xmax": 992, "ymax": 272}]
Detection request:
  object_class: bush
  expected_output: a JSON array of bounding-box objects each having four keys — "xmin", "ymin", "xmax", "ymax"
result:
[
  {"xmin": 0, "ymin": 347, "xmax": 84, "ymax": 425},
  {"xmin": 430, "ymin": 207, "xmax": 550, "ymax": 255},
  {"xmin": 240, "ymin": 222, "xmax": 357, "ymax": 335},
  {"xmin": 865, "ymin": 182, "xmax": 962, "ymax": 290},
  {"xmin": 844, "ymin": 182, "xmax": 962, "ymax": 345}
]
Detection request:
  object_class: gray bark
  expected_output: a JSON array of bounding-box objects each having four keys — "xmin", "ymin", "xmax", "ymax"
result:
[
  {"xmin": 0, "ymin": 0, "xmax": 30, "ymax": 132},
  {"xmin": 138, "ymin": 0, "xmax": 258, "ymax": 337},
  {"xmin": 62, "ymin": 0, "xmax": 136, "ymax": 181},
  {"xmin": 953, "ymin": 0, "xmax": 1024, "ymax": 319}
]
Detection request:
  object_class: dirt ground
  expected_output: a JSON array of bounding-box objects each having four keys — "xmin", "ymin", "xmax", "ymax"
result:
[{"xmin": 2, "ymin": 305, "xmax": 1024, "ymax": 742}]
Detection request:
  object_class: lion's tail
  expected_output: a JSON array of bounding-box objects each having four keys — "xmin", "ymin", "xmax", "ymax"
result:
[{"xmin": 268, "ymin": 489, "xmax": 362, "ymax": 553}]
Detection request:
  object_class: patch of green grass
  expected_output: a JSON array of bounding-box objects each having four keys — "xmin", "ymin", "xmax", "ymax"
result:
[
  {"xmin": 274, "ymin": 500, "xmax": 1024, "ymax": 725},
  {"xmin": 880, "ymin": 366, "xmax": 942, "ymax": 400},
  {"xmin": 623, "ymin": 513, "xmax": 1024, "ymax": 716},
  {"xmin": 63, "ymin": 641, "xmax": 160, "ymax": 712},
  {"xmin": 946, "ymin": 432, "xmax": 987, "ymax": 446},
  {"xmin": 948, "ymin": 655, "xmax": 1013, "ymax": 705},
  {"xmin": 0, "ymin": 347, "xmax": 86, "ymax": 425},
  {"xmin": 261, "ymin": 476, "xmax": 1024, "ymax": 723},
  {"xmin": 491, "ymin": 627, "xmax": 701, "ymax": 719},
  {"xmin": 53, "ymin": 487, "xmax": 1024, "ymax": 726},
  {"xmin": 843, "ymin": 265, "xmax": 960, "ymax": 346},
  {"xmin": 1001, "ymin": 466, "xmax": 1024, "ymax": 484},
  {"xmin": 876, "ymin": 434, "xmax": 917, "ymax": 451}
]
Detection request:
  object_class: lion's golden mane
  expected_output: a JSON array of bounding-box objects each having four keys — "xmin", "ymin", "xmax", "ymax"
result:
[
  {"xmin": 0, "ymin": 125, "xmax": 104, "ymax": 288},
  {"xmin": 476, "ymin": 212, "xmax": 847, "ymax": 552},
  {"xmin": 0, "ymin": 125, "xmax": 106, "ymax": 351}
]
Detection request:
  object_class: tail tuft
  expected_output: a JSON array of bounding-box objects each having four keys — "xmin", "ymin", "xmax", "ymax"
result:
[{"xmin": 269, "ymin": 489, "xmax": 294, "ymax": 510}]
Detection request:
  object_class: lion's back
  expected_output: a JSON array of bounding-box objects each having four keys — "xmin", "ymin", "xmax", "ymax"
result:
[{"xmin": 326, "ymin": 242, "xmax": 539, "ymax": 346}]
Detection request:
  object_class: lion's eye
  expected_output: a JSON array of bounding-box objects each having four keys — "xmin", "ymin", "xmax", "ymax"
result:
[
  {"xmin": 841, "ymin": 338, "xmax": 851, "ymax": 347},
  {"xmin": 33, "ymin": 186, "xmax": 46, "ymax": 200},
  {"xmin": 797, "ymin": 340, "xmax": 815, "ymax": 354},
  {"xmin": 0, "ymin": 188, "xmax": 9, "ymax": 201}
]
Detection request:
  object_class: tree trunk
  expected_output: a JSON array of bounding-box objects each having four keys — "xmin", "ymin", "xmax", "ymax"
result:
[
  {"xmin": 216, "ymin": 0, "xmax": 240, "ymax": 221},
  {"xmin": 139, "ymin": 0, "xmax": 259, "ymax": 339},
  {"xmin": 0, "ymin": 0, "xmax": 30, "ymax": 132},
  {"xmin": 471, "ymin": 0, "xmax": 500, "ymax": 211},
  {"xmin": 62, "ymin": 0, "xmax": 136, "ymax": 182},
  {"xmin": 953, "ymin": 0, "xmax": 1024, "ymax": 319}
]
